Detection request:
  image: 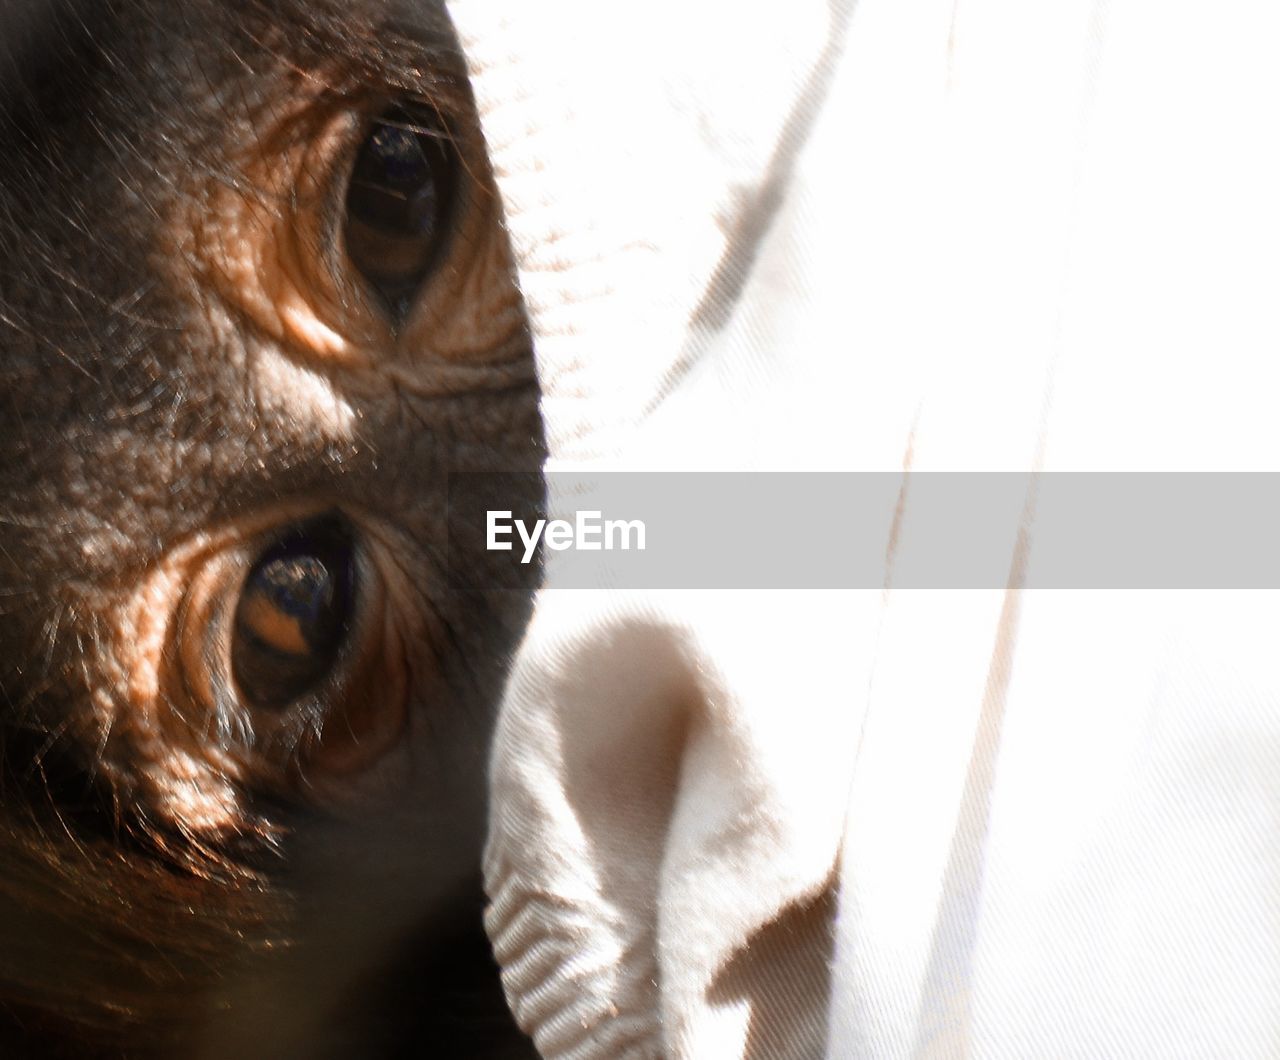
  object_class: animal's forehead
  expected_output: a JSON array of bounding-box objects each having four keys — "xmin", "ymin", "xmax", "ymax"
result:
[{"xmin": 0, "ymin": 0, "xmax": 532, "ymax": 581}]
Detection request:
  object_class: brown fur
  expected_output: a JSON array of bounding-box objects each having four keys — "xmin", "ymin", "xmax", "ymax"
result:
[{"xmin": 0, "ymin": 1, "xmax": 542, "ymax": 1054}]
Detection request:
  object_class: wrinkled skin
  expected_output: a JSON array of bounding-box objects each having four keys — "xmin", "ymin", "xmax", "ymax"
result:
[{"xmin": 0, "ymin": 1, "xmax": 543, "ymax": 1055}]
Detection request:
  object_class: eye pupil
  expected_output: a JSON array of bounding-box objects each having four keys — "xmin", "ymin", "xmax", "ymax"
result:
[
  {"xmin": 345, "ymin": 104, "xmax": 455, "ymax": 319},
  {"xmin": 232, "ymin": 520, "xmax": 354, "ymax": 710},
  {"xmin": 241, "ymin": 556, "xmax": 338, "ymax": 653},
  {"xmin": 369, "ymin": 125, "xmax": 431, "ymax": 187},
  {"xmin": 350, "ymin": 124, "xmax": 437, "ymax": 234}
]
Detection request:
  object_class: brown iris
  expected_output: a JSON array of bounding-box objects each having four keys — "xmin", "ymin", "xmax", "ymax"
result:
[
  {"xmin": 344, "ymin": 103, "xmax": 457, "ymax": 323},
  {"xmin": 231, "ymin": 516, "xmax": 354, "ymax": 710}
]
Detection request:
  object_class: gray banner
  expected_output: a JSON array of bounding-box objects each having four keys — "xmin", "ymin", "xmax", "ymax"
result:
[{"xmin": 446, "ymin": 473, "xmax": 1280, "ymax": 589}]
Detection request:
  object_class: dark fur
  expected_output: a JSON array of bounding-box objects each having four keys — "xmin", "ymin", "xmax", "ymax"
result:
[{"xmin": 0, "ymin": 1, "xmax": 541, "ymax": 1055}]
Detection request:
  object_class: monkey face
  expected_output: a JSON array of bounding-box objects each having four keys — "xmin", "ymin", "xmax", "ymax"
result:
[{"xmin": 0, "ymin": 0, "xmax": 542, "ymax": 1053}]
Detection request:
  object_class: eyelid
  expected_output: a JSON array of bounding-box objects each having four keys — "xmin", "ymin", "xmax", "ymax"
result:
[
  {"xmin": 189, "ymin": 94, "xmax": 390, "ymax": 367},
  {"xmin": 163, "ymin": 512, "xmax": 408, "ymax": 781},
  {"xmin": 177, "ymin": 80, "xmax": 524, "ymax": 378}
]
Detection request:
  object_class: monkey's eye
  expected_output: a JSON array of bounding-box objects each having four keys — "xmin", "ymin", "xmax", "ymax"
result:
[
  {"xmin": 231, "ymin": 518, "xmax": 355, "ymax": 710},
  {"xmin": 169, "ymin": 512, "xmax": 410, "ymax": 781},
  {"xmin": 344, "ymin": 104, "xmax": 456, "ymax": 322}
]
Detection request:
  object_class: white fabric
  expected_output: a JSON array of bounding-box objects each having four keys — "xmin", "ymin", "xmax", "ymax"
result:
[{"xmin": 446, "ymin": 0, "xmax": 1280, "ymax": 1056}]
